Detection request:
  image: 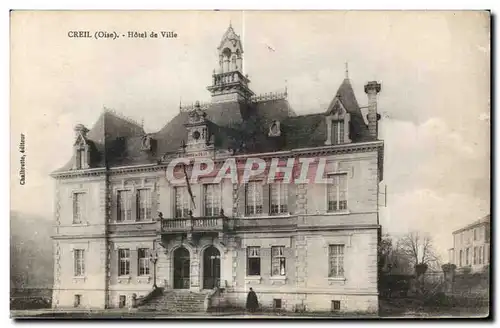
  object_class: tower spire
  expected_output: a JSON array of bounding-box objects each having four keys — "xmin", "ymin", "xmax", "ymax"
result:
[{"xmin": 345, "ymin": 62, "xmax": 349, "ymax": 79}]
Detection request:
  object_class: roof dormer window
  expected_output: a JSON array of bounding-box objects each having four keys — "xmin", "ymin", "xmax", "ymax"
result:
[
  {"xmin": 268, "ymin": 120, "xmax": 281, "ymax": 137},
  {"xmin": 325, "ymin": 98, "xmax": 351, "ymax": 145},
  {"xmin": 73, "ymin": 124, "xmax": 90, "ymax": 170}
]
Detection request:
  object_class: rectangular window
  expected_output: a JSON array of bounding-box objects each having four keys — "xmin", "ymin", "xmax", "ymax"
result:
[
  {"xmin": 465, "ymin": 248, "xmax": 470, "ymax": 266},
  {"xmin": 175, "ymin": 186, "xmax": 191, "ymax": 218},
  {"xmin": 273, "ymin": 299, "xmax": 282, "ymax": 310},
  {"xmin": 332, "ymin": 121, "xmax": 345, "ymax": 145},
  {"xmin": 137, "ymin": 189, "xmax": 152, "ymax": 221},
  {"xmin": 74, "ymin": 249, "xmax": 85, "ymax": 276},
  {"xmin": 79, "ymin": 150, "xmax": 86, "ymax": 169},
  {"xmin": 270, "ymin": 182, "xmax": 288, "ymax": 215},
  {"xmin": 245, "ymin": 182, "xmax": 263, "ymax": 216},
  {"xmin": 478, "ymin": 246, "xmax": 483, "ymax": 265},
  {"xmin": 117, "ymin": 190, "xmax": 133, "ymax": 222},
  {"xmin": 327, "ymin": 174, "xmax": 348, "ymax": 212},
  {"xmin": 473, "ymin": 247, "xmax": 477, "ymax": 265},
  {"xmin": 331, "ymin": 300, "xmax": 341, "ymax": 312},
  {"xmin": 119, "ymin": 295, "xmax": 126, "ymax": 308},
  {"xmin": 118, "ymin": 249, "xmax": 131, "ymax": 276},
  {"xmin": 138, "ymin": 248, "xmax": 150, "ymax": 276},
  {"xmin": 328, "ymin": 245, "xmax": 345, "ymax": 278},
  {"xmin": 74, "ymin": 294, "xmax": 81, "ymax": 308},
  {"xmin": 485, "ymin": 225, "xmax": 490, "ymax": 242},
  {"xmin": 247, "ymin": 246, "xmax": 261, "ymax": 276},
  {"xmin": 271, "ymin": 246, "xmax": 286, "ymax": 276},
  {"xmin": 76, "ymin": 149, "xmax": 86, "ymax": 169},
  {"xmin": 204, "ymin": 184, "xmax": 221, "ymax": 217},
  {"xmin": 72, "ymin": 193, "xmax": 86, "ymax": 224},
  {"xmin": 474, "ymin": 228, "xmax": 478, "ymax": 241},
  {"xmin": 459, "ymin": 250, "xmax": 463, "ymax": 267}
]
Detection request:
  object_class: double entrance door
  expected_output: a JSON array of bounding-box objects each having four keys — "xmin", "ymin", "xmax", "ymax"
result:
[{"xmin": 172, "ymin": 245, "xmax": 221, "ymax": 290}]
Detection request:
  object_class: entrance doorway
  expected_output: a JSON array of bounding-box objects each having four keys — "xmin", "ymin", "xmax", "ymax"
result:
[
  {"xmin": 173, "ymin": 247, "xmax": 190, "ymax": 289},
  {"xmin": 203, "ymin": 246, "xmax": 221, "ymax": 289}
]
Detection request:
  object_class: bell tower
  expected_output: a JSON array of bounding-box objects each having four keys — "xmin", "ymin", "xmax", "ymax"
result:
[{"xmin": 207, "ymin": 24, "xmax": 254, "ymax": 103}]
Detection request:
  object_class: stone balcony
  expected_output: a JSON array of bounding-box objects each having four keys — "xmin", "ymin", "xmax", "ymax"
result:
[{"xmin": 160, "ymin": 216, "xmax": 232, "ymax": 234}]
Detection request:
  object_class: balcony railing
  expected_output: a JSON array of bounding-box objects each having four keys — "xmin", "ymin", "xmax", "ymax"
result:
[{"xmin": 161, "ymin": 216, "xmax": 228, "ymax": 233}]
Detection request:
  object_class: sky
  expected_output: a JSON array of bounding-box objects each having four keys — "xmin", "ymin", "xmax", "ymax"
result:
[{"xmin": 10, "ymin": 11, "xmax": 490, "ymax": 261}]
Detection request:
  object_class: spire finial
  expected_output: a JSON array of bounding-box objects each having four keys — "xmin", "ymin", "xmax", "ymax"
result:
[
  {"xmin": 345, "ymin": 62, "xmax": 349, "ymax": 79},
  {"xmin": 141, "ymin": 117, "xmax": 144, "ymax": 129},
  {"xmin": 179, "ymin": 97, "xmax": 182, "ymax": 110},
  {"xmin": 229, "ymin": 20, "xmax": 232, "ymax": 28},
  {"xmin": 284, "ymin": 79, "xmax": 288, "ymax": 97}
]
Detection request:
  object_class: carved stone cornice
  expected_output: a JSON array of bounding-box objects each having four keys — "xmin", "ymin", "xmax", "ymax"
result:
[
  {"xmin": 51, "ymin": 141, "xmax": 383, "ymax": 180},
  {"xmin": 50, "ymin": 168, "xmax": 107, "ymax": 180}
]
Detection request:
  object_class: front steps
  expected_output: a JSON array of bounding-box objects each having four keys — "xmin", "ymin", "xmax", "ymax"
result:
[{"xmin": 139, "ymin": 289, "xmax": 208, "ymax": 313}]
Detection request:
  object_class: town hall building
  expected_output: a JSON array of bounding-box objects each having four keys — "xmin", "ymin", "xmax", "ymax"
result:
[{"xmin": 51, "ymin": 25, "xmax": 385, "ymax": 313}]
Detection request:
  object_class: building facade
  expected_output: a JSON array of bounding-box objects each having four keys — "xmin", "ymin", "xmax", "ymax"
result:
[
  {"xmin": 449, "ymin": 215, "xmax": 490, "ymax": 273},
  {"xmin": 51, "ymin": 25, "xmax": 385, "ymax": 313}
]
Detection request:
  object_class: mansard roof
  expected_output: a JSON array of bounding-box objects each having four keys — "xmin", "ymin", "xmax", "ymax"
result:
[
  {"xmin": 54, "ymin": 110, "xmax": 146, "ymax": 172},
  {"xmin": 53, "ymin": 78, "xmax": 376, "ymax": 173}
]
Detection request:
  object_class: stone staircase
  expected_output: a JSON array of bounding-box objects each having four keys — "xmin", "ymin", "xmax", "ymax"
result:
[{"xmin": 139, "ymin": 289, "xmax": 208, "ymax": 313}]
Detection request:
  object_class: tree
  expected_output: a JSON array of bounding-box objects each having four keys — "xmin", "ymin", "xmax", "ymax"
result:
[
  {"xmin": 397, "ymin": 231, "xmax": 441, "ymax": 295},
  {"xmin": 397, "ymin": 231, "xmax": 440, "ymax": 273}
]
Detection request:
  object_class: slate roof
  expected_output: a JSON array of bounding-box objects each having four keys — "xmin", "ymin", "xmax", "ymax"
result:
[
  {"xmin": 53, "ymin": 78, "xmax": 375, "ymax": 173},
  {"xmin": 55, "ymin": 111, "xmax": 146, "ymax": 171}
]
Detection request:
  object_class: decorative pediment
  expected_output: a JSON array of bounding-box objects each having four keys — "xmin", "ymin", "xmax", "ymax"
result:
[
  {"xmin": 326, "ymin": 98, "xmax": 347, "ymax": 118},
  {"xmin": 74, "ymin": 132, "xmax": 90, "ymax": 147}
]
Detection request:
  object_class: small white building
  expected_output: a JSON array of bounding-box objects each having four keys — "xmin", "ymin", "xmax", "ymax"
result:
[{"xmin": 449, "ymin": 215, "xmax": 490, "ymax": 273}]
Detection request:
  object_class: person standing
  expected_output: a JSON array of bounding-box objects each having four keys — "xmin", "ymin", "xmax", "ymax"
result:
[{"xmin": 246, "ymin": 287, "xmax": 259, "ymax": 313}]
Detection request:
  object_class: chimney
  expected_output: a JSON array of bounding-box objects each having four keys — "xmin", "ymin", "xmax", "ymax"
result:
[{"xmin": 364, "ymin": 81, "xmax": 382, "ymax": 139}]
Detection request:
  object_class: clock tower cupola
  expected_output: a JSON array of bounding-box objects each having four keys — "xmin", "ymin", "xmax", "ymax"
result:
[{"xmin": 207, "ymin": 23, "xmax": 254, "ymax": 103}]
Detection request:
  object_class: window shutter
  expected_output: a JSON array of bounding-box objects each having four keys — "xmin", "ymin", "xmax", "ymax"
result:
[
  {"xmin": 262, "ymin": 183, "xmax": 270, "ymax": 215},
  {"xmin": 113, "ymin": 191, "xmax": 118, "ymax": 223},
  {"xmin": 131, "ymin": 249, "xmax": 138, "ymax": 277},
  {"xmin": 262, "ymin": 247, "xmax": 271, "ymax": 276},
  {"xmin": 284, "ymin": 246, "xmax": 293, "ymax": 275},
  {"xmin": 288, "ymin": 184, "xmax": 297, "ymax": 215},
  {"xmin": 110, "ymin": 248, "xmax": 117, "ymax": 280},
  {"xmin": 151, "ymin": 188, "xmax": 158, "ymax": 220},
  {"xmin": 131, "ymin": 191, "xmax": 138, "ymax": 221},
  {"xmin": 236, "ymin": 184, "xmax": 246, "ymax": 217},
  {"xmin": 319, "ymin": 184, "xmax": 328, "ymax": 213}
]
